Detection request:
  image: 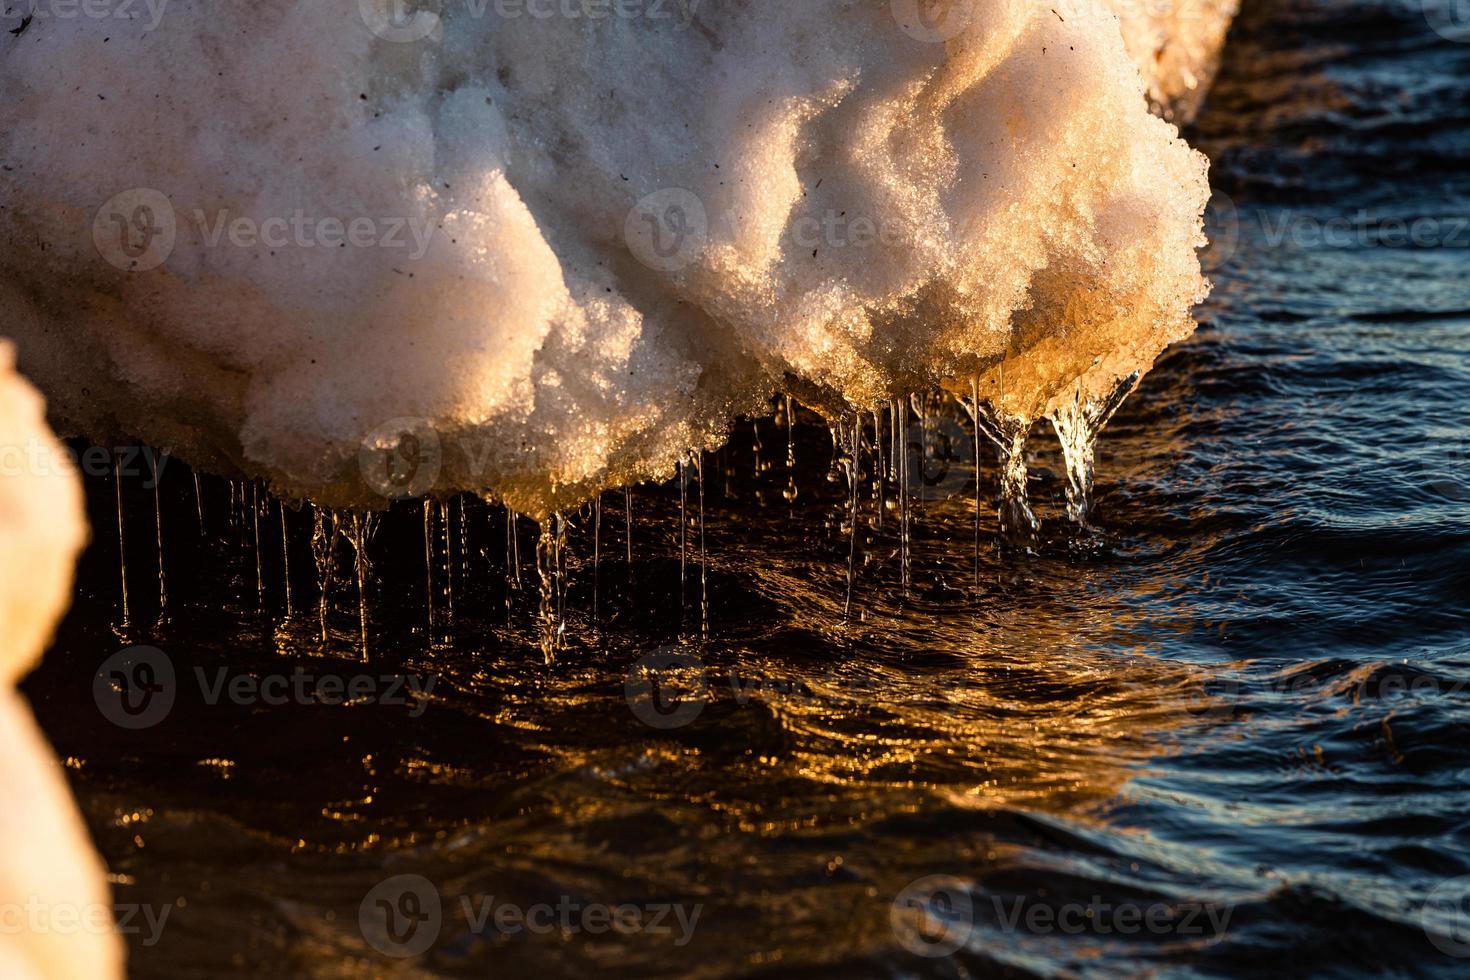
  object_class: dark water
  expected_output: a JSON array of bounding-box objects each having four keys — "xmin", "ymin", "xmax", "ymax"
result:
[{"xmin": 22, "ymin": 0, "xmax": 1470, "ymax": 976}]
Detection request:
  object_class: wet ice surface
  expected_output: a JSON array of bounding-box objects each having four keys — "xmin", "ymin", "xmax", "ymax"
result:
[{"xmin": 22, "ymin": 0, "xmax": 1470, "ymax": 976}]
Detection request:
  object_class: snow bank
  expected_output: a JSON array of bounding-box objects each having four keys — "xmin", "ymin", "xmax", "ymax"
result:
[{"xmin": 0, "ymin": 0, "xmax": 1220, "ymax": 516}]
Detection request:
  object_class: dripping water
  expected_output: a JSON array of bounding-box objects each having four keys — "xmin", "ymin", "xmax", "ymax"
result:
[
  {"xmin": 592, "ymin": 495, "xmax": 602, "ymax": 622},
  {"xmin": 825, "ymin": 422, "xmax": 842, "ymax": 487},
  {"xmin": 913, "ymin": 393, "xmax": 933, "ymax": 496},
  {"xmin": 508, "ymin": 505, "xmax": 520, "ymax": 614},
  {"xmin": 967, "ymin": 380, "xmax": 983, "ymax": 591},
  {"xmin": 679, "ymin": 455, "xmax": 688, "ymax": 611},
  {"xmin": 752, "ymin": 418, "xmax": 767, "ymax": 478},
  {"xmin": 279, "ymin": 500, "xmax": 293, "ymax": 619},
  {"xmin": 113, "ymin": 454, "xmax": 130, "ymax": 635},
  {"xmin": 424, "ymin": 501, "xmax": 436, "ymax": 646},
  {"xmin": 557, "ymin": 512, "xmax": 567, "ymax": 637},
  {"xmin": 510, "ymin": 507, "xmax": 523, "ymax": 590},
  {"xmin": 536, "ymin": 514, "xmax": 567, "ymax": 661},
  {"xmin": 439, "ymin": 500, "xmax": 454, "ymax": 633},
  {"xmin": 78, "ymin": 375, "xmax": 1139, "ymax": 661},
  {"xmin": 695, "ymin": 453, "xmax": 708, "ymax": 639},
  {"xmin": 151, "ymin": 451, "xmax": 167, "ymax": 627},
  {"xmin": 872, "ymin": 409, "xmax": 884, "ymax": 528},
  {"xmin": 783, "ymin": 394, "xmax": 798, "ymax": 505},
  {"xmin": 457, "ymin": 497, "xmax": 469, "ymax": 594},
  {"xmin": 251, "ymin": 481, "xmax": 263, "ymax": 608},
  {"xmin": 894, "ymin": 398, "xmax": 911, "ymax": 594},
  {"xmin": 192, "ymin": 472, "xmax": 205, "ymax": 534},
  {"xmin": 505, "ymin": 507, "xmax": 523, "ymax": 606},
  {"xmin": 310, "ymin": 506, "xmax": 338, "ymax": 645},
  {"xmin": 344, "ymin": 513, "xmax": 376, "ymax": 660},
  {"xmin": 624, "ymin": 487, "xmax": 633, "ymax": 569},
  {"xmin": 836, "ymin": 416, "xmax": 861, "ymax": 622}
]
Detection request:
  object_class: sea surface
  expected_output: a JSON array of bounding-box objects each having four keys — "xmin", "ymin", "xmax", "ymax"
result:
[{"xmin": 23, "ymin": 0, "xmax": 1470, "ymax": 976}]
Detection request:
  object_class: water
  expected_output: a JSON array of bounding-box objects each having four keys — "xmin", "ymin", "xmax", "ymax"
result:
[{"xmin": 24, "ymin": 1, "xmax": 1470, "ymax": 975}]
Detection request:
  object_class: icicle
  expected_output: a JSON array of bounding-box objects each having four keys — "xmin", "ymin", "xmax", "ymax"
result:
[
  {"xmin": 311, "ymin": 506, "xmax": 338, "ymax": 644},
  {"xmin": 825, "ymin": 424, "xmax": 842, "ymax": 485},
  {"xmin": 972, "ymin": 402, "xmax": 1039, "ymax": 549},
  {"xmin": 837, "ymin": 417, "xmax": 861, "ymax": 622},
  {"xmin": 423, "ymin": 501, "xmax": 435, "ymax": 645},
  {"xmin": 503, "ymin": 508, "xmax": 515, "ymax": 593},
  {"xmin": 890, "ymin": 401, "xmax": 900, "ymax": 483},
  {"xmin": 355, "ymin": 515, "xmax": 370, "ymax": 660},
  {"xmin": 924, "ymin": 396, "xmax": 941, "ymax": 498},
  {"xmin": 913, "ymin": 393, "xmax": 933, "ymax": 502},
  {"xmin": 510, "ymin": 507, "xmax": 523, "ymax": 590},
  {"xmin": 151, "ymin": 451, "xmax": 167, "ymax": 628},
  {"xmin": 624, "ymin": 487, "xmax": 634, "ymax": 568},
  {"xmin": 535, "ymin": 515, "xmax": 567, "ymax": 661},
  {"xmin": 414, "ymin": 502, "xmax": 454, "ymax": 648},
  {"xmin": 592, "ymin": 495, "xmax": 602, "ymax": 622},
  {"xmin": 556, "ymin": 511, "xmax": 567, "ymax": 634},
  {"xmin": 344, "ymin": 513, "xmax": 375, "ymax": 660},
  {"xmin": 503, "ymin": 507, "xmax": 519, "ymax": 614},
  {"xmin": 113, "ymin": 454, "xmax": 131, "ymax": 634},
  {"xmin": 457, "ymin": 496, "xmax": 469, "ymax": 592},
  {"xmin": 251, "ymin": 481, "xmax": 263, "ymax": 608},
  {"xmin": 679, "ymin": 454, "xmax": 688, "ymax": 609},
  {"xmin": 192, "ymin": 471, "xmax": 205, "ymax": 534},
  {"xmin": 783, "ymin": 394, "xmax": 798, "ymax": 504},
  {"xmin": 965, "ymin": 380, "xmax": 984, "ymax": 590},
  {"xmin": 439, "ymin": 500, "xmax": 454, "ymax": 632},
  {"xmin": 228, "ymin": 479, "xmax": 238, "ymax": 528},
  {"xmin": 279, "ymin": 500, "xmax": 293, "ymax": 619},
  {"xmin": 895, "ymin": 398, "xmax": 911, "ymax": 594},
  {"xmin": 872, "ymin": 409, "xmax": 884, "ymax": 528},
  {"xmin": 695, "ymin": 452, "xmax": 708, "ymax": 639},
  {"xmin": 1049, "ymin": 372, "xmax": 1141, "ymax": 526}
]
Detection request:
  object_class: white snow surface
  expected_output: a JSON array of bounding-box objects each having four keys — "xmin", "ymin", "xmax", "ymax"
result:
[{"xmin": 0, "ymin": 0, "xmax": 1226, "ymax": 516}]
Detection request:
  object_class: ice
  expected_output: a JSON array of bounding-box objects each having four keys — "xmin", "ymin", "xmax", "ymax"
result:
[
  {"xmin": 0, "ymin": 345, "xmax": 123, "ymax": 978},
  {"xmin": 1105, "ymin": 0, "xmax": 1240, "ymax": 122},
  {"xmin": 0, "ymin": 344, "xmax": 87, "ymax": 686},
  {"xmin": 0, "ymin": 0, "xmax": 1219, "ymax": 518}
]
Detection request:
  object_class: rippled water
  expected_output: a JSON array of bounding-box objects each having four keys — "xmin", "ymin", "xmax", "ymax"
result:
[{"xmin": 23, "ymin": 0, "xmax": 1470, "ymax": 976}]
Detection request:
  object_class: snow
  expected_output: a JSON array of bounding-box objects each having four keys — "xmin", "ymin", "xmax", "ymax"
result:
[{"xmin": 0, "ymin": 0, "xmax": 1224, "ymax": 516}]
